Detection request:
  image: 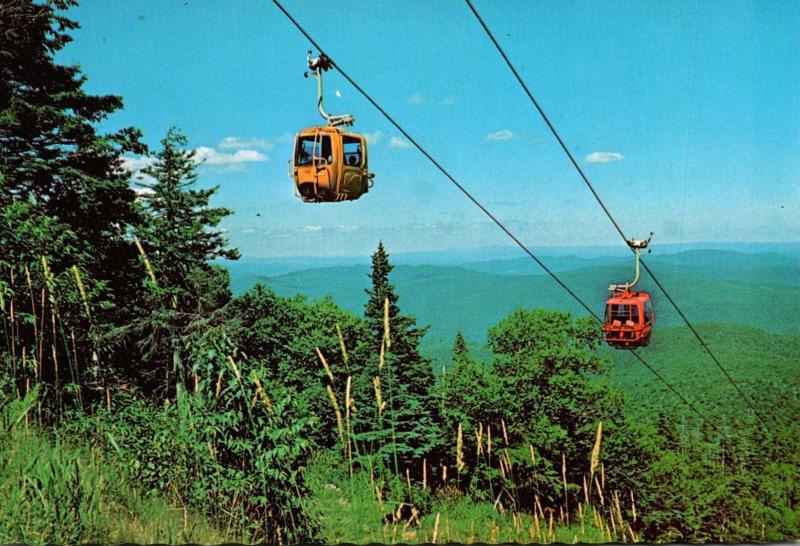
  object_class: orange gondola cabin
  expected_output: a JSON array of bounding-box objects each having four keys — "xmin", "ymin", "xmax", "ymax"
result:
[
  {"xmin": 293, "ymin": 126, "xmax": 372, "ymax": 202},
  {"xmin": 603, "ymin": 289, "xmax": 654, "ymax": 348},
  {"xmin": 602, "ymin": 233, "xmax": 655, "ymax": 349}
]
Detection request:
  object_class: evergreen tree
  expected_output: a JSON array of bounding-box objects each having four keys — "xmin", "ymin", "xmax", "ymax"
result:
[
  {"xmin": 364, "ymin": 242, "xmax": 400, "ymax": 340},
  {"xmin": 452, "ymin": 330, "xmax": 471, "ymax": 367},
  {"xmin": 362, "ymin": 241, "xmax": 438, "ymax": 472},
  {"xmin": 131, "ymin": 127, "xmax": 238, "ymax": 395},
  {"xmin": 364, "ymin": 241, "xmax": 431, "ymax": 397},
  {"xmin": 138, "ymin": 127, "xmax": 239, "ymax": 290},
  {"xmin": 0, "ymin": 0, "xmax": 146, "ymax": 410},
  {"xmin": 0, "ymin": 0, "xmax": 145, "ymax": 272}
]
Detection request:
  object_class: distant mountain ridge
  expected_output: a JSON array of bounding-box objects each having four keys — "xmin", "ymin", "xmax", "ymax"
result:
[
  {"xmin": 462, "ymin": 249, "xmax": 800, "ymax": 286},
  {"xmin": 219, "ymin": 241, "xmax": 799, "ymax": 279}
]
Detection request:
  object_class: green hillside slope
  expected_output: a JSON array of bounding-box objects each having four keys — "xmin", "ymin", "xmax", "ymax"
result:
[{"xmin": 607, "ymin": 323, "xmax": 800, "ymax": 425}]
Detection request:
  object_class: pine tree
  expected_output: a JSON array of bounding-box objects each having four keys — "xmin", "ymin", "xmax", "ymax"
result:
[
  {"xmin": 364, "ymin": 242, "xmax": 431, "ymax": 395},
  {"xmin": 452, "ymin": 330, "xmax": 472, "ymax": 366},
  {"xmin": 364, "ymin": 242, "xmax": 399, "ymax": 341},
  {"xmin": 132, "ymin": 127, "xmax": 239, "ymax": 395},
  {"xmin": 362, "ymin": 241, "xmax": 438, "ymax": 472},
  {"xmin": 138, "ymin": 127, "xmax": 239, "ymax": 289},
  {"xmin": 0, "ymin": 0, "xmax": 145, "ymax": 270}
]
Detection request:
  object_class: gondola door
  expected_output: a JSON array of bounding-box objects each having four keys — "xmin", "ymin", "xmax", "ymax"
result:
[
  {"xmin": 339, "ymin": 134, "xmax": 369, "ymax": 200},
  {"xmin": 295, "ymin": 130, "xmax": 335, "ymax": 202}
]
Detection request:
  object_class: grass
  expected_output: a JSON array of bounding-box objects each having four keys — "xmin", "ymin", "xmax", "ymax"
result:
[{"xmin": 0, "ymin": 403, "xmax": 231, "ymax": 544}]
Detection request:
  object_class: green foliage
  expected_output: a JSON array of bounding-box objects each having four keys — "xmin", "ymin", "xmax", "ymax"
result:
[
  {"xmin": 227, "ymin": 284, "xmax": 368, "ymax": 449},
  {"xmin": 611, "ymin": 323, "xmax": 800, "ymax": 425},
  {"xmin": 614, "ymin": 411, "xmax": 800, "ymax": 542},
  {"xmin": 0, "ymin": 0, "xmax": 145, "ymax": 298},
  {"xmin": 0, "ymin": 204, "xmax": 114, "ymax": 414},
  {"xmin": 439, "ymin": 357, "xmax": 505, "ymax": 437},
  {"xmin": 487, "ymin": 309, "xmax": 623, "ymax": 500},
  {"xmin": 451, "ymin": 330, "xmax": 471, "ymax": 366},
  {"xmin": 0, "ymin": 0, "xmax": 147, "ymax": 415},
  {"xmin": 137, "ymin": 127, "xmax": 240, "ymax": 275},
  {"xmin": 305, "ymin": 451, "xmax": 615, "ymax": 544},
  {"xmin": 68, "ymin": 327, "xmax": 320, "ymax": 543}
]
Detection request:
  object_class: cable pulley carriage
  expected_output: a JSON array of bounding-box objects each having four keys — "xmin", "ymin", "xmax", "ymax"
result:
[{"xmin": 290, "ymin": 52, "xmax": 374, "ymax": 203}]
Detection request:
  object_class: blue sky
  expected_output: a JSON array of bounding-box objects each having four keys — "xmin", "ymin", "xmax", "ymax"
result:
[{"xmin": 59, "ymin": 0, "xmax": 799, "ymax": 257}]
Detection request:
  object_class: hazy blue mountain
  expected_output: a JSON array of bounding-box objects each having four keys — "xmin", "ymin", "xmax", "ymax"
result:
[
  {"xmin": 221, "ymin": 242, "xmax": 800, "ymax": 285},
  {"xmin": 460, "ymin": 249, "xmax": 799, "ymax": 283},
  {"xmin": 461, "ymin": 255, "xmax": 625, "ymax": 275}
]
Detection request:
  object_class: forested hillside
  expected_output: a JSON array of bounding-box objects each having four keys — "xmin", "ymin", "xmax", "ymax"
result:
[{"xmin": 1, "ymin": 2, "xmax": 798, "ymax": 544}]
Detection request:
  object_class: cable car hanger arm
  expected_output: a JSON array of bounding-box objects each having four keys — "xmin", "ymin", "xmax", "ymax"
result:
[
  {"xmin": 608, "ymin": 232, "xmax": 653, "ymax": 292},
  {"xmin": 304, "ymin": 51, "xmax": 354, "ymax": 127}
]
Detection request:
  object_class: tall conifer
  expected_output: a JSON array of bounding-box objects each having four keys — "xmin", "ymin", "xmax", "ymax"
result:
[
  {"xmin": 138, "ymin": 127, "xmax": 239, "ymax": 290},
  {"xmin": 132, "ymin": 127, "xmax": 238, "ymax": 395},
  {"xmin": 363, "ymin": 242, "xmax": 438, "ymax": 471},
  {"xmin": 0, "ymin": 0, "xmax": 145, "ymax": 272},
  {"xmin": 452, "ymin": 330, "xmax": 471, "ymax": 366}
]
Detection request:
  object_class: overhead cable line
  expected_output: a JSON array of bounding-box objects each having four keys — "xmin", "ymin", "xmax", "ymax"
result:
[
  {"xmin": 270, "ymin": 0, "xmax": 723, "ymax": 435},
  {"xmin": 463, "ymin": 0, "xmax": 772, "ymax": 430}
]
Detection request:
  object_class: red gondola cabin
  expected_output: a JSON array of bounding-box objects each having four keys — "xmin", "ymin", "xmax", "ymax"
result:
[{"xmin": 603, "ymin": 290, "xmax": 654, "ymax": 349}]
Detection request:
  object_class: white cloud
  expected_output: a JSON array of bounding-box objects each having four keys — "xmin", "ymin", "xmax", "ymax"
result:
[
  {"xmin": 389, "ymin": 136, "xmax": 410, "ymax": 149},
  {"xmin": 486, "ymin": 130, "xmax": 514, "ymax": 141},
  {"xmin": 335, "ymin": 90, "xmax": 342, "ymax": 98},
  {"xmin": 442, "ymin": 95, "xmax": 457, "ymax": 105},
  {"xmin": 363, "ymin": 131, "xmax": 383, "ymax": 145},
  {"xmin": 121, "ymin": 155, "xmax": 156, "ymax": 185},
  {"xmin": 121, "ymin": 155, "xmax": 154, "ymax": 172},
  {"xmin": 194, "ymin": 146, "xmax": 269, "ymax": 165},
  {"xmin": 218, "ymin": 137, "xmax": 274, "ymax": 150},
  {"xmin": 338, "ymin": 225, "xmax": 359, "ymax": 232},
  {"xmin": 125, "ymin": 143, "xmax": 271, "ymax": 179},
  {"xmin": 407, "ymin": 93, "xmax": 426, "ymax": 104},
  {"xmin": 584, "ymin": 151, "xmax": 624, "ymax": 163},
  {"xmin": 132, "ymin": 186, "xmax": 155, "ymax": 197},
  {"xmin": 303, "ymin": 225, "xmax": 322, "ymax": 232}
]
